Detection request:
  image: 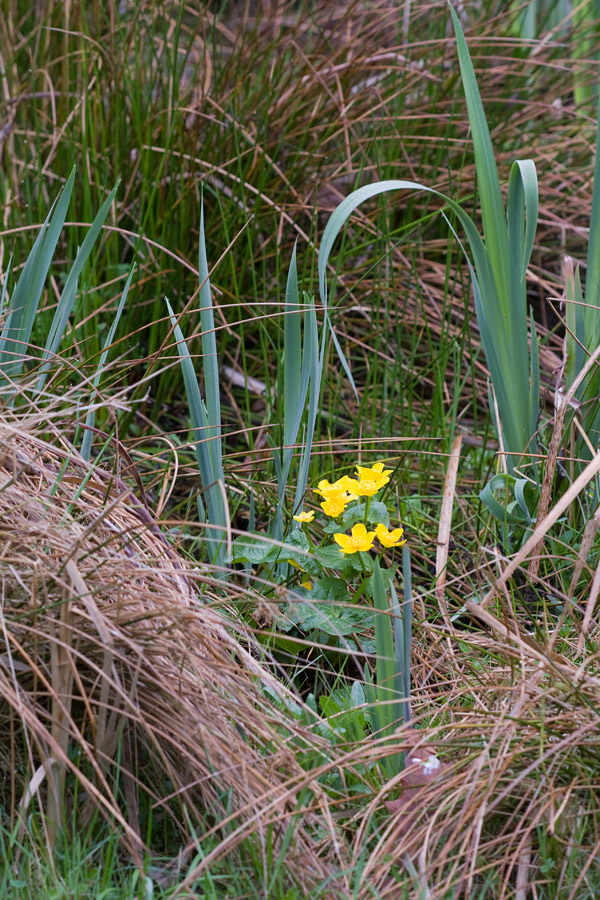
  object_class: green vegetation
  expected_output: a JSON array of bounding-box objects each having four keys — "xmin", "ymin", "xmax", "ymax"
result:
[{"xmin": 2, "ymin": 0, "xmax": 600, "ymax": 897}]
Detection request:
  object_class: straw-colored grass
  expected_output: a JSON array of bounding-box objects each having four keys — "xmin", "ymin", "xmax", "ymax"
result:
[{"xmin": 0, "ymin": 398, "xmax": 343, "ymax": 892}]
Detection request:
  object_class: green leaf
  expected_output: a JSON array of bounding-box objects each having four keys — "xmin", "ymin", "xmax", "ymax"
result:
[
  {"xmin": 35, "ymin": 179, "xmax": 120, "ymax": 394},
  {"xmin": 166, "ymin": 295, "xmax": 227, "ymax": 568},
  {"xmin": 449, "ymin": 3, "xmax": 509, "ymax": 303},
  {"xmin": 0, "ymin": 169, "xmax": 76, "ymax": 387},
  {"xmin": 337, "ymin": 501, "xmax": 390, "ymax": 529},
  {"xmin": 308, "ymin": 577, "xmax": 350, "ymax": 603},
  {"xmin": 284, "ymin": 529, "xmax": 310, "ymax": 551},
  {"xmin": 479, "ymin": 474, "xmax": 536, "ymax": 525},
  {"xmin": 366, "ymin": 501, "xmax": 390, "ymax": 526},
  {"xmin": 285, "ymin": 599, "xmax": 373, "ymax": 637},
  {"xmin": 315, "ymin": 544, "xmax": 348, "ymax": 568},
  {"xmin": 231, "ymin": 535, "xmax": 279, "ymax": 565},
  {"xmin": 364, "ymin": 565, "xmax": 397, "ymax": 598}
]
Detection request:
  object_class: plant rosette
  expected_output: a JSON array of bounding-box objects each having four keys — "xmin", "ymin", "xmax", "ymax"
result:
[
  {"xmin": 232, "ymin": 461, "xmax": 407, "ymax": 647},
  {"xmin": 280, "ymin": 462, "xmax": 407, "ymax": 643}
]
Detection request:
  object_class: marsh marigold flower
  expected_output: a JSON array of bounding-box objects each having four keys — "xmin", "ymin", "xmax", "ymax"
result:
[
  {"xmin": 334, "ymin": 523, "xmax": 376, "ymax": 554},
  {"xmin": 342, "ymin": 461, "xmax": 393, "ymax": 498},
  {"xmin": 320, "ymin": 493, "xmax": 350, "ymax": 517},
  {"xmin": 344, "ymin": 475, "xmax": 386, "ymax": 498},
  {"xmin": 314, "ymin": 479, "xmax": 342, "ymax": 497},
  {"xmin": 355, "ymin": 461, "xmax": 393, "ymax": 481},
  {"xmin": 314, "ymin": 477, "xmax": 357, "ymax": 500},
  {"xmin": 293, "ymin": 510, "xmax": 315, "ymax": 523},
  {"xmin": 375, "ymin": 523, "xmax": 406, "ymax": 548}
]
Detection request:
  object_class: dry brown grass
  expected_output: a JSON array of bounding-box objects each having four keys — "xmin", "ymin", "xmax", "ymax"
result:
[{"xmin": 0, "ymin": 396, "xmax": 348, "ymax": 892}]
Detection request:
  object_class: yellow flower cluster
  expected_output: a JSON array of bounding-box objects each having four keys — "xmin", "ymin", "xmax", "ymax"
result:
[
  {"xmin": 334, "ymin": 522, "xmax": 406, "ymax": 554},
  {"xmin": 312, "ymin": 462, "xmax": 392, "ymax": 517},
  {"xmin": 291, "ymin": 460, "xmax": 406, "ymax": 557}
]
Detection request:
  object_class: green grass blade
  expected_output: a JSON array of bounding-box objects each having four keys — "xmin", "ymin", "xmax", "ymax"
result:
[
  {"xmin": 166, "ymin": 298, "xmax": 227, "ymax": 569},
  {"xmin": 402, "ymin": 543, "xmax": 412, "ymax": 718},
  {"xmin": 506, "ymin": 161, "xmax": 538, "ymax": 399},
  {"xmin": 81, "ymin": 266, "xmax": 135, "ymax": 460},
  {"xmin": 283, "ymin": 241, "xmax": 301, "ymax": 451},
  {"xmin": 35, "ymin": 181, "xmax": 120, "ymax": 394},
  {"xmin": 0, "ymin": 254, "xmax": 12, "ymax": 330},
  {"xmin": 390, "ymin": 581, "xmax": 408, "ymax": 726},
  {"xmin": 565, "ymin": 261, "xmax": 585, "ymax": 391},
  {"xmin": 293, "ymin": 300, "xmax": 321, "ymax": 514},
  {"xmin": 277, "ymin": 243, "xmax": 304, "ymax": 527},
  {"xmin": 449, "ymin": 3, "xmax": 509, "ymax": 304},
  {"xmin": 372, "ymin": 557, "xmax": 396, "ymax": 732},
  {"xmin": 585, "ymin": 93, "xmax": 600, "ymax": 351},
  {"xmin": 0, "ymin": 168, "xmax": 76, "ymax": 386},
  {"xmin": 507, "ymin": 160, "xmax": 538, "ymax": 283},
  {"xmin": 198, "ymin": 196, "xmax": 222, "ymax": 475},
  {"xmin": 529, "ymin": 309, "xmax": 540, "ymax": 449},
  {"xmin": 373, "ymin": 557, "xmax": 403, "ymax": 774},
  {"xmin": 291, "ymin": 293, "xmax": 316, "ymax": 453}
]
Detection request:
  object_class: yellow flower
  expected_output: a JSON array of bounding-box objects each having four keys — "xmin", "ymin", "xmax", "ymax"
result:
[
  {"xmin": 301, "ymin": 579, "xmax": 313, "ymax": 590},
  {"xmin": 293, "ymin": 510, "xmax": 315, "ymax": 523},
  {"xmin": 337, "ymin": 461, "xmax": 392, "ymax": 498},
  {"xmin": 375, "ymin": 523, "xmax": 406, "ymax": 548},
  {"xmin": 314, "ymin": 479, "xmax": 342, "ymax": 497},
  {"xmin": 347, "ymin": 475, "xmax": 388, "ymax": 497},
  {"xmin": 332, "ymin": 475, "xmax": 358, "ymax": 498},
  {"xmin": 355, "ymin": 461, "xmax": 393, "ymax": 481},
  {"xmin": 314, "ymin": 476, "xmax": 358, "ymax": 499},
  {"xmin": 333, "ymin": 523, "xmax": 376, "ymax": 554},
  {"xmin": 320, "ymin": 494, "xmax": 349, "ymax": 517}
]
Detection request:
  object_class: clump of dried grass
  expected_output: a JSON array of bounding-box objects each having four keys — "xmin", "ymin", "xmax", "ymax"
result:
[
  {"xmin": 0, "ymin": 400, "xmax": 343, "ymax": 891},
  {"xmin": 352, "ymin": 622, "xmax": 600, "ymax": 899}
]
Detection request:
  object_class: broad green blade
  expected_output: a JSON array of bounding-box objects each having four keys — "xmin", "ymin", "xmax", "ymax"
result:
[
  {"xmin": 564, "ymin": 262, "xmax": 585, "ymax": 397},
  {"xmin": 506, "ymin": 160, "xmax": 537, "ymax": 392},
  {"xmin": 507, "ymin": 160, "xmax": 538, "ymax": 283},
  {"xmin": 166, "ymin": 298, "xmax": 227, "ymax": 569},
  {"xmin": 283, "ymin": 241, "xmax": 301, "ymax": 450},
  {"xmin": 198, "ymin": 196, "xmax": 222, "ymax": 476},
  {"xmin": 449, "ymin": 3, "xmax": 510, "ymax": 304},
  {"xmin": 293, "ymin": 306, "xmax": 322, "ymax": 513},
  {"xmin": 0, "ymin": 168, "xmax": 76, "ymax": 386},
  {"xmin": 372, "ymin": 557, "xmax": 396, "ymax": 733},
  {"xmin": 401, "ymin": 542, "xmax": 412, "ymax": 716},
  {"xmin": 35, "ymin": 180, "xmax": 120, "ymax": 393},
  {"xmin": 585, "ymin": 92, "xmax": 600, "ymax": 350},
  {"xmin": 278, "ymin": 243, "xmax": 305, "ymax": 514},
  {"xmin": 528, "ymin": 309, "xmax": 540, "ymax": 451}
]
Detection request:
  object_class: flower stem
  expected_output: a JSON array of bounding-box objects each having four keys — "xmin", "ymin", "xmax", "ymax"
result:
[{"xmin": 353, "ymin": 576, "xmax": 369, "ymax": 604}]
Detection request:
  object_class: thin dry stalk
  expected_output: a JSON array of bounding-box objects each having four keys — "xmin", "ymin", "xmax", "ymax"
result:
[
  {"xmin": 527, "ymin": 391, "xmax": 568, "ymax": 581},
  {"xmin": 436, "ymin": 433, "xmax": 462, "ymax": 630}
]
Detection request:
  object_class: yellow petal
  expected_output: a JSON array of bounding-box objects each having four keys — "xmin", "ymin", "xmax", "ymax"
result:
[{"xmin": 293, "ymin": 510, "xmax": 315, "ymax": 523}]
